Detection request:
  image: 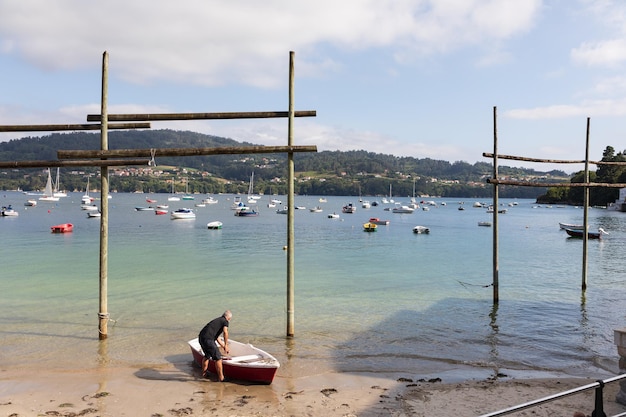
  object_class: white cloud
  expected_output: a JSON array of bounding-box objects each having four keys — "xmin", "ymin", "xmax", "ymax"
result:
[
  {"xmin": 572, "ymin": 39, "xmax": 626, "ymax": 67},
  {"xmin": 0, "ymin": 0, "xmax": 542, "ymax": 87}
]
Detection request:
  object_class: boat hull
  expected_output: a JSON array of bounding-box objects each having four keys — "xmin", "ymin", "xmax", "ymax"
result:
[
  {"xmin": 188, "ymin": 338, "xmax": 279, "ymax": 384},
  {"xmin": 51, "ymin": 223, "xmax": 73, "ymax": 233},
  {"xmin": 564, "ymin": 228, "xmax": 602, "ymax": 239}
]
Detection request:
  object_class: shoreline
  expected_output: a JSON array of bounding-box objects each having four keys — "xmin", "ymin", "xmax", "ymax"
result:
[{"xmin": 2, "ymin": 365, "xmax": 625, "ymax": 417}]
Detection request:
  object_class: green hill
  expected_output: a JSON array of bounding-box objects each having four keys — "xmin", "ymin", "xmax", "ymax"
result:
[{"xmin": 0, "ymin": 129, "xmax": 569, "ymax": 198}]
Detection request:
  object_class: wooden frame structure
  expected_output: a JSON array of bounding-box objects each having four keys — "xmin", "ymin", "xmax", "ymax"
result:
[
  {"xmin": 0, "ymin": 51, "xmax": 316, "ymax": 339},
  {"xmin": 486, "ymin": 107, "xmax": 626, "ymax": 303}
]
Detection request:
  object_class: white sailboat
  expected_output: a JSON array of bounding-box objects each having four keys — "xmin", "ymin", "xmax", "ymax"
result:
[
  {"xmin": 53, "ymin": 168, "xmax": 67, "ymax": 197},
  {"xmin": 168, "ymin": 182, "xmax": 180, "ymax": 201},
  {"xmin": 247, "ymin": 171, "xmax": 261, "ymax": 204},
  {"xmin": 39, "ymin": 169, "xmax": 60, "ymax": 202},
  {"xmin": 81, "ymin": 177, "xmax": 93, "ymax": 204}
]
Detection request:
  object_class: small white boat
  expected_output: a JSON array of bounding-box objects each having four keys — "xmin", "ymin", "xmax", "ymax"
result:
[
  {"xmin": 202, "ymin": 196, "xmax": 219, "ymax": 204},
  {"xmin": 392, "ymin": 204, "xmax": 415, "ymax": 214},
  {"xmin": 39, "ymin": 169, "xmax": 60, "ymax": 202},
  {"xmin": 81, "ymin": 204, "xmax": 99, "ymax": 211},
  {"xmin": 195, "ymin": 203, "xmax": 206, "ymax": 208},
  {"xmin": 135, "ymin": 206, "xmax": 154, "ymax": 211},
  {"xmin": 478, "ymin": 221, "xmax": 492, "ymax": 227},
  {"xmin": 87, "ymin": 211, "xmax": 101, "ymax": 218},
  {"xmin": 188, "ymin": 338, "xmax": 280, "ymax": 384},
  {"xmin": 276, "ymin": 206, "xmax": 288, "ymax": 215},
  {"xmin": 342, "ymin": 203, "xmax": 356, "ymax": 213},
  {"xmin": 207, "ymin": 221, "xmax": 223, "ymax": 229},
  {"xmin": 361, "ymin": 200, "xmax": 371, "ymax": 209},
  {"xmin": 170, "ymin": 208, "xmax": 196, "ymax": 219},
  {"xmin": 412, "ymin": 225, "xmax": 430, "ymax": 234},
  {"xmin": 1, "ymin": 205, "xmax": 19, "ymax": 216},
  {"xmin": 24, "ymin": 199, "xmax": 37, "ymax": 207},
  {"xmin": 309, "ymin": 206, "xmax": 323, "ymax": 213},
  {"xmin": 327, "ymin": 212, "xmax": 340, "ymax": 219}
]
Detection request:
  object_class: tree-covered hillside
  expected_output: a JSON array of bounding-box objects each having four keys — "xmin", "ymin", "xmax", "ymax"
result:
[{"xmin": 0, "ymin": 130, "xmax": 569, "ymax": 198}]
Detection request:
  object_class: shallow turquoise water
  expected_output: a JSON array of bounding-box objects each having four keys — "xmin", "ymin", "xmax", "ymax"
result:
[{"xmin": 1, "ymin": 191, "xmax": 625, "ymax": 381}]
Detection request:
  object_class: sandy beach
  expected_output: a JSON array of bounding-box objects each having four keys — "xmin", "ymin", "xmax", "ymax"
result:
[{"xmin": 2, "ymin": 364, "xmax": 625, "ymax": 417}]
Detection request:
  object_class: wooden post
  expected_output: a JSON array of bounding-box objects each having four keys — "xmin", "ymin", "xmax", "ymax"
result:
[
  {"xmin": 582, "ymin": 117, "xmax": 590, "ymax": 291},
  {"xmin": 492, "ymin": 106, "xmax": 499, "ymax": 303},
  {"xmin": 286, "ymin": 51, "xmax": 295, "ymax": 337},
  {"xmin": 98, "ymin": 51, "xmax": 109, "ymax": 340}
]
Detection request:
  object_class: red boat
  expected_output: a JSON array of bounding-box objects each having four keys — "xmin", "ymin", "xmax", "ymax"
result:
[
  {"xmin": 188, "ymin": 338, "xmax": 279, "ymax": 384},
  {"xmin": 51, "ymin": 223, "xmax": 73, "ymax": 233},
  {"xmin": 154, "ymin": 209, "xmax": 168, "ymax": 215}
]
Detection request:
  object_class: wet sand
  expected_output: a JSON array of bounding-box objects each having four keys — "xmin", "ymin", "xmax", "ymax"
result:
[{"xmin": 2, "ymin": 365, "xmax": 625, "ymax": 417}]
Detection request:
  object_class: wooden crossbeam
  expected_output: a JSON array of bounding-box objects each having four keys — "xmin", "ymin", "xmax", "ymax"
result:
[
  {"xmin": 0, "ymin": 123, "xmax": 150, "ymax": 132},
  {"xmin": 58, "ymin": 145, "xmax": 317, "ymax": 159},
  {"xmin": 0, "ymin": 159, "xmax": 150, "ymax": 168},
  {"xmin": 87, "ymin": 110, "xmax": 316, "ymax": 122}
]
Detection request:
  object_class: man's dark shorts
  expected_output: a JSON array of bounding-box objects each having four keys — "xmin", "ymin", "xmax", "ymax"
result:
[{"xmin": 199, "ymin": 338, "xmax": 222, "ymax": 360}]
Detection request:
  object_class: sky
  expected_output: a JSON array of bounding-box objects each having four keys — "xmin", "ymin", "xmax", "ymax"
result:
[{"xmin": 1, "ymin": 0, "xmax": 626, "ymax": 174}]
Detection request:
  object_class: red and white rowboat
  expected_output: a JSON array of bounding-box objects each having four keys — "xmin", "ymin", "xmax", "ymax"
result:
[{"xmin": 188, "ymin": 338, "xmax": 280, "ymax": 384}]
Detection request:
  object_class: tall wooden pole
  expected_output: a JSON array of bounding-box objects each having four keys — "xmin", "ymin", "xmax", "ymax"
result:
[
  {"xmin": 286, "ymin": 51, "xmax": 295, "ymax": 337},
  {"xmin": 492, "ymin": 106, "xmax": 499, "ymax": 303},
  {"xmin": 98, "ymin": 51, "xmax": 110, "ymax": 339},
  {"xmin": 582, "ymin": 117, "xmax": 590, "ymax": 291}
]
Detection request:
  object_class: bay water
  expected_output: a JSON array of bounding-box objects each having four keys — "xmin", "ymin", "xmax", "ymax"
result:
[{"xmin": 1, "ymin": 191, "xmax": 625, "ymax": 381}]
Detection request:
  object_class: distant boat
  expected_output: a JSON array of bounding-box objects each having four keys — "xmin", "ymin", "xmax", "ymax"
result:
[
  {"xmin": 319, "ymin": 197, "xmax": 327, "ymax": 203},
  {"xmin": 168, "ymin": 182, "xmax": 180, "ymax": 201},
  {"xmin": 342, "ymin": 203, "xmax": 356, "ymax": 213},
  {"xmin": 39, "ymin": 169, "xmax": 60, "ymax": 202},
  {"xmin": 363, "ymin": 222, "xmax": 377, "ymax": 232},
  {"xmin": 309, "ymin": 206, "xmax": 323, "ymax": 213},
  {"xmin": 87, "ymin": 211, "xmax": 101, "ymax": 218},
  {"xmin": 202, "ymin": 196, "xmax": 218, "ymax": 204},
  {"xmin": 327, "ymin": 212, "xmax": 340, "ymax": 219},
  {"xmin": 81, "ymin": 177, "xmax": 93, "ymax": 204},
  {"xmin": 276, "ymin": 206, "xmax": 288, "ymax": 214},
  {"xmin": 171, "ymin": 208, "xmax": 196, "ymax": 220},
  {"xmin": 478, "ymin": 221, "xmax": 492, "ymax": 227},
  {"xmin": 234, "ymin": 206, "xmax": 259, "ymax": 217},
  {"xmin": 51, "ymin": 223, "xmax": 73, "ymax": 233},
  {"xmin": 155, "ymin": 209, "xmax": 168, "ymax": 215},
  {"xmin": 24, "ymin": 199, "xmax": 37, "ymax": 207},
  {"xmin": 392, "ymin": 204, "xmax": 414, "ymax": 214},
  {"xmin": 207, "ymin": 221, "xmax": 223, "ymax": 229},
  {"xmin": 247, "ymin": 171, "xmax": 262, "ymax": 203},
  {"xmin": 412, "ymin": 225, "xmax": 430, "ymax": 234},
  {"xmin": 135, "ymin": 206, "xmax": 154, "ymax": 211},
  {"xmin": 1, "ymin": 205, "xmax": 19, "ymax": 217},
  {"xmin": 52, "ymin": 168, "xmax": 67, "ymax": 198},
  {"xmin": 369, "ymin": 217, "xmax": 389, "ymax": 226},
  {"xmin": 565, "ymin": 227, "xmax": 607, "ymax": 239},
  {"xmin": 361, "ymin": 200, "xmax": 371, "ymax": 209}
]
